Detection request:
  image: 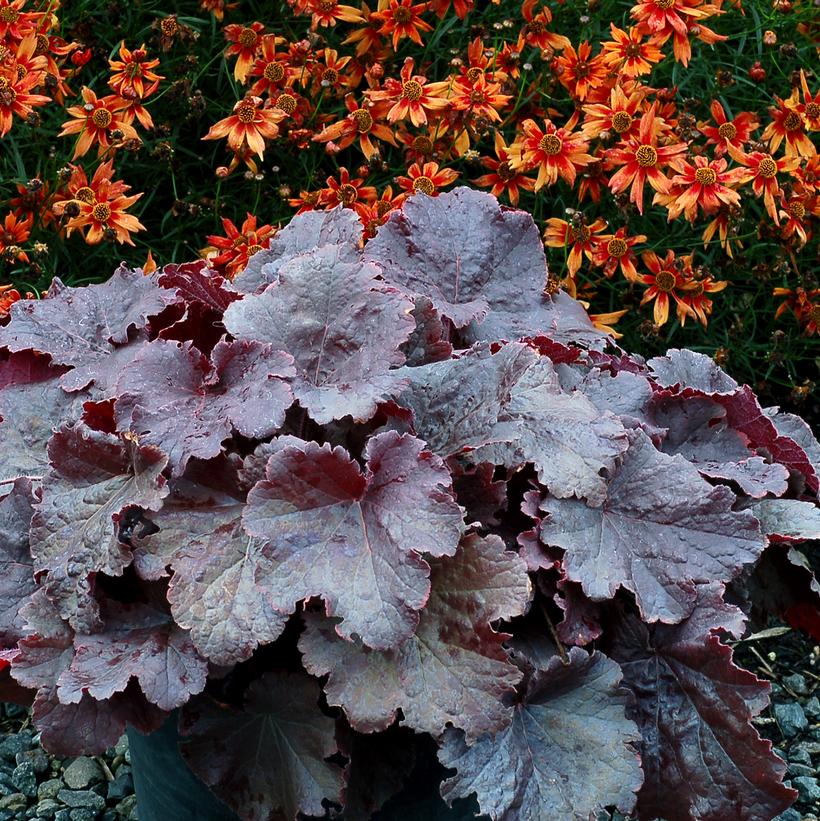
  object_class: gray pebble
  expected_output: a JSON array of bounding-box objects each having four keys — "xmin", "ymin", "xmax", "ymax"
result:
[
  {"xmin": 774, "ymin": 811, "xmax": 801, "ymax": 821},
  {"xmin": 789, "ymin": 743, "xmax": 814, "ymax": 766},
  {"xmin": 0, "ymin": 773, "xmax": 15, "ymax": 797},
  {"xmin": 69, "ymin": 810, "xmax": 99, "ymax": 821},
  {"xmin": 26, "ymin": 806, "xmax": 38, "ymax": 819},
  {"xmin": 11, "ymin": 762, "xmax": 37, "ymax": 797},
  {"xmin": 105, "ymin": 770, "xmax": 132, "ymax": 803},
  {"xmin": 789, "ymin": 761, "xmax": 815, "ymax": 777},
  {"xmin": 16, "ymin": 750, "xmax": 49, "ymax": 776},
  {"xmin": 782, "ymin": 673, "xmax": 809, "ymax": 695},
  {"xmin": 0, "ymin": 734, "xmax": 33, "ymax": 762},
  {"xmin": 774, "ymin": 702, "xmax": 808, "ymax": 738},
  {"xmin": 35, "ymin": 799, "xmax": 62, "ymax": 818},
  {"xmin": 36, "ymin": 781, "xmax": 62, "ymax": 803},
  {"xmin": 62, "ymin": 760, "xmax": 103, "ymax": 791},
  {"xmin": 0, "ymin": 793, "xmax": 27, "ymax": 811},
  {"xmin": 56, "ymin": 791, "xmax": 105, "ymax": 812},
  {"xmin": 113, "ymin": 795, "xmax": 136, "ymax": 819},
  {"xmin": 112, "ymin": 739, "xmax": 127, "ymax": 760},
  {"xmin": 805, "ymin": 696, "xmax": 820, "ymax": 718},
  {"xmin": 99, "ymin": 813, "xmax": 117, "ymax": 821},
  {"xmin": 0, "ymin": 810, "xmax": 14, "ymax": 821},
  {"xmin": 54, "ymin": 812, "xmax": 71, "ymax": 821},
  {"xmin": 793, "ymin": 775, "xmax": 820, "ymax": 802}
]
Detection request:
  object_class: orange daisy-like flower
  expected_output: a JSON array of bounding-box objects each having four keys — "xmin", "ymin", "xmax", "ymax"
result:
[
  {"xmin": 429, "ymin": 0, "xmax": 474, "ymax": 18},
  {"xmin": 396, "ymin": 161, "xmax": 459, "ymax": 196},
  {"xmin": 553, "ymin": 41, "xmax": 609, "ymax": 102},
  {"xmin": 51, "ymin": 160, "xmax": 129, "ymax": 224},
  {"xmin": 223, "ymin": 22, "xmax": 265, "ymax": 83},
  {"xmin": 675, "ymin": 273, "xmax": 727, "ymax": 327},
  {"xmin": 774, "ymin": 287, "xmax": 820, "ymax": 336},
  {"xmin": 321, "ymin": 167, "xmax": 377, "ymax": 217},
  {"xmin": 58, "ymin": 87, "xmax": 137, "ymax": 160},
  {"xmin": 199, "ymin": 0, "xmax": 239, "ymax": 21},
  {"xmin": 202, "ymin": 95, "xmax": 285, "ymax": 160},
  {"xmin": 667, "ymin": 156, "xmax": 744, "ymax": 221},
  {"xmin": 108, "ymin": 42, "xmax": 163, "ymax": 100},
  {"xmin": 310, "ymin": 48, "xmax": 353, "ymax": 95},
  {"xmin": 366, "ymin": 57, "xmax": 450, "ymax": 127},
  {"xmin": 800, "ymin": 70, "xmax": 820, "ymax": 131},
  {"xmin": 0, "ymin": 0, "xmax": 39, "ymax": 41},
  {"xmin": 449, "ymin": 74, "xmax": 511, "ymax": 123},
  {"xmin": 313, "ymin": 94, "xmax": 395, "ymax": 159},
  {"xmin": 510, "ymin": 117, "xmax": 595, "ymax": 191},
  {"xmin": 600, "ymin": 24, "xmax": 664, "ymax": 77},
  {"xmin": 206, "ymin": 213, "xmax": 276, "ymax": 279},
  {"xmin": 473, "ymin": 131, "xmax": 535, "ymax": 206},
  {"xmin": 581, "ymin": 83, "xmax": 646, "ymax": 140},
  {"xmin": 543, "ymin": 216, "xmax": 608, "ymax": 276},
  {"xmin": 374, "ymin": 0, "xmax": 433, "ymax": 49},
  {"xmin": 639, "ymin": 249, "xmax": 693, "ymax": 326},
  {"xmin": 0, "ymin": 67, "xmax": 51, "ymax": 138},
  {"xmin": 697, "ymin": 100, "xmax": 759, "ymax": 158},
  {"xmin": 778, "ymin": 195, "xmax": 811, "ymax": 247},
  {"xmin": 762, "ymin": 90, "xmax": 816, "ymax": 159},
  {"xmin": 308, "ymin": 0, "xmax": 362, "ymax": 28},
  {"xmin": 64, "ymin": 177, "xmax": 146, "ymax": 247},
  {"xmin": 590, "ymin": 226, "xmax": 647, "ymax": 280},
  {"xmin": 359, "ymin": 184, "xmax": 406, "ymax": 238},
  {"xmin": 0, "ymin": 284, "xmax": 22, "ymax": 317},
  {"xmin": 701, "ymin": 206, "xmax": 743, "ymax": 258},
  {"xmin": 247, "ymin": 35, "xmax": 296, "ymax": 97},
  {"xmin": 341, "ymin": 2, "xmax": 384, "ymax": 57},
  {"xmin": 605, "ymin": 102, "xmax": 687, "ymax": 214},
  {"xmin": 729, "ymin": 147, "xmax": 800, "ymax": 224},
  {"xmin": 521, "ymin": 0, "xmax": 571, "ymax": 53},
  {"xmin": 0, "ymin": 212, "xmax": 32, "ymax": 263}
]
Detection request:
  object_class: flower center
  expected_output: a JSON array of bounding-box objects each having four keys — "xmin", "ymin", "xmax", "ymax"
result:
[
  {"xmin": 402, "ymin": 80, "xmax": 423, "ymax": 101},
  {"xmin": 160, "ymin": 17, "xmax": 178, "ymax": 36},
  {"xmin": 606, "ymin": 237, "xmax": 627, "ymax": 257},
  {"xmin": 611, "ymin": 111, "xmax": 632, "ymax": 133},
  {"xmin": 276, "ymin": 93, "xmax": 296, "ymax": 113},
  {"xmin": 16, "ymin": 64, "xmax": 24, "ymax": 81},
  {"xmin": 352, "ymin": 108, "xmax": 373, "ymax": 131},
  {"xmin": 322, "ymin": 68, "xmax": 338, "ymax": 85},
  {"xmin": 466, "ymin": 67, "xmax": 482, "ymax": 83},
  {"xmin": 412, "ymin": 135, "xmax": 433, "ymax": 154},
  {"xmin": 92, "ymin": 202, "xmax": 111, "ymax": 222},
  {"xmin": 35, "ymin": 33, "xmax": 49, "ymax": 54},
  {"xmin": 338, "ymin": 183, "xmax": 358, "ymax": 205},
  {"xmin": 527, "ymin": 20, "xmax": 546, "ymax": 35},
  {"xmin": 125, "ymin": 62, "xmax": 142, "ymax": 78},
  {"xmin": 0, "ymin": 77, "xmax": 8, "ymax": 90},
  {"xmin": 263, "ymin": 62, "xmax": 285, "ymax": 82},
  {"xmin": 574, "ymin": 60, "xmax": 590, "ymax": 78},
  {"xmin": 413, "ymin": 176, "xmax": 435, "ymax": 195},
  {"xmin": 695, "ymin": 167, "xmax": 717, "ymax": 185},
  {"xmin": 238, "ymin": 28, "xmax": 258, "ymax": 48},
  {"xmin": 809, "ymin": 305, "xmax": 820, "ymax": 326},
  {"xmin": 318, "ymin": 0, "xmax": 335, "ymax": 10},
  {"xmin": 687, "ymin": 281, "xmax": 705, "ymax": 297},
  {"xmin": 497, "ymin": 161, "xmax": 515, "ymax": 181},
  {"xmin": 1, "ymin": 86, "xmax": 17, "ymax": 103},
  {"xmin": 376, "ymin": 200, "xmax": 393, "ymax": 217},
  {"xmin": 393, "ymin": 7, "xmax": 412, "ymax": 23},
  {"xmin": 806, "ymin": 102, "xmax": 820, "ymax": 119},
  {"xmin": 624, "ymin": 43, "xmax": 642, "ymax": 59},
  {"xmin": 654, "ymin": 270, "xmax": 677, "ymax": 292},
  {"xmin": 0, "ymin": 7, "xmax": 19, "ymax": 22},
  {"xmin": 75, "ymin": 186, "xmax": 95, "ymax": 204},
  {"xmin": 783, "ymin": 111, "xmax": 802, "ymax": 131},
  {"xmin": 789, "ymin": 201, "xmax": 806, "ymax": 219},
  {"xmin": 469, "ymin": 89, "xmax": 487, "ymax": 104},
  {"xmin": 570, "ymin": 224, "xmax": 591, "ymax": 243},
  {"xmin": 635, "ymin": 144, "xmax": 658, "ymax": 167},
  {"xmin": 717, "ymin": 122, "xmax": 737, "ymax": 140},
  {"xmin": 655, "ymin": 0, "xmax": 675, "ymax": 9},
  {"xmin": 539, "ymin": 134, "xmax": 563, "ymax": 155},
  {"xmin": 757, "ymin": 157, "xmax": 777, "ymax": 178},
  {"xmin": 246, "ymin": 243, "xmax": 263, "ymax": 255},
  {"xmin": 92, "ymin": 108, "xmax": 113, "ymax": 128},
  {"xmin": 236, "ymin": 102, "xmax": 256, "ymax": 123}
]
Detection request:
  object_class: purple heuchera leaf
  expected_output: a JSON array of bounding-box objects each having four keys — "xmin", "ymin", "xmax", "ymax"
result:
[
  {"xmin": 0, "ymin": 267, "xmax": 175, "ymax": 392},
  {"xmin": 298, "ymin": 533, "xmax": 531, "ymax": 742},
  {"xmin": 157, "ymin": 260, "xmax": 240, "ymax": 312},
  {"xmin": 539, "ymin": 429, "xmax": 767, "ymax": 622},
  {"xmin": 180, "ymin": 671, "xmax": 344, "ymax": 821},
  {"xmin": 115, "ymin": 339, "xmax": 294, "ymax": 476},
  {"xmin": 438, "ymin": 647, "xmax": 643, "ymax": 820},
  {"xmin": 243, "ymin": 431, "xmax": 465, "ymax": 649},
  {"xmin": 605, "ymin": 583, "xmax": 796, "ymax": 821},
  {"xmin": 648, "ymin": 348, "xmax": 739, "ymax": 394},
  {"xmin": 224, "ymin": 244, "xmax": 414, "ymax": 424},
  {"xmin": 751, "ymin": 499, "xmax": 820, "ymax": 542},
  {"xmin": 30, "ymin": 422, "xmax": 169, "ymax": 632},
  {"xmin": 401, "ymin": 296, "xmax": 453, "ymax": 366}
]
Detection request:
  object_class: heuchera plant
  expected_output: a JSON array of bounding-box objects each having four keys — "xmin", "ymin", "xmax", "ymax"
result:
[{"xmin": 1, "ymin": 188, "xmax": 819, "ymax": 821}]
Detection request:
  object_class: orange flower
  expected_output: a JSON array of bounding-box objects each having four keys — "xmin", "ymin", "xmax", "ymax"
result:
[
  {"xmin": 600, "ymin": 24, "xmax": 664, "ymax": 77},
  {"xmin": 199, "ymin": 0, "xmax": 239, "ymax": 21},
  {"xmin": 0, "ymin": 284, "xmax": 22, "ymax": 317},
  {"xmin": 341, "ymin": 2, "xmax": 384, "ymax": 57},
  {"xmin": 366, "ymin": 57, "xmax": 450, "ymax": 127},
  {"xmin": 591, "ymin": 226, "xmax": 647, "ymax": 280},
  {"xmin": 473, "ymin": 131, "xmax": 535, "ymax": 206},
  {"xmin": 0, "ymin": 212, "xmax": 32, "ymax": 263},
  {"xmin": 449, "ymin": 74, "xmax": 511, "ymax": 123},
  {"xmin": 510, "ymin": 117, "xmax": 595, "ymax": 190},
  {"xmin": 310, "ymin": 48, "xmax": 353, "ymax": 95},
  {"xmin": 321, "ymin": 167, "xmax": 377, "ymax": 217},
  {"xmin": 308, "ymin": 0, "xmax": 362, "ymax": 28},
  {"xmin": 58, "ymin": 87, "xmax": 137, "ymax": 159},
  {"xmin": 697, "ymin": 100, "xmax": 759, "ymax": 158},
  {"xmin": 247, "ymin": 35, "xmax": 296, "ymax": 97},
  {"xmin": 223, "ymin": 22, "xmax": 265, "ymax": 83},
  {"xmin": 581, "ymin": 83, "xmax": 646, "ymax": 140},
  {"xmin": 359, "ymin": 184, "xmax": 406, "ymax": 238},
  {"xmin": 639, "ymin": 249, "xmax": 693, "ymax": 326},
  {"xmin": 774, "ymin": 287, "xmax": 820, "ymax": 336},
  {"xmin": 577, "ymin": 149, "xmax": 610, "ymax": 203},
  {"xmin": 701, "ymin": 207, "xmax": 742, "ymax": 258},
  {"xmin": 667, "ymin": 156, "xmax": 744, "ymax": 221},
  {"xmin": 206, "ymin": 213, "xmax": 276, "ymax": 278},
  {"xmin": 553, "ymin": 41, "xmax": 609, "ymax": 102},
  {"xmin": 313, "ymin": 94, "xmax": 395, "ymax": 159},
  {"xmin": 108, "ymin": 42, "xmax": 163, "ymax": 100},
  {"xmin": 396, "ymin": 161, "xmax": 459, "ymax": 196},
  {"xmin": 729, "ymin": 147, "xmax": 800, "ymax": 224},
  {"xmin": 64, "ymin": 177, "xmax": 145, "ymax": 246},
  {"xmin": 0, "ymin": 67, "xmax": 51, "ymax": 138},
  {"xmin": 429, "ymin": 0, "xmax": 474, "ymax": 18},
  {"xmin": 0, "ymin": 0, "xmax": 39, "ymax": 41},
  {"xmin": 605, "ymin": 102, "xmax": 687, "ymax": 214},
  {"xmin": 374, "ymin": 0, "xmax": 433, "ymax": 49},
  {"xmin": 202, "ymin": 96, "xmax": 285, "ymax": 160},
  {"xmin": 588, "ymin": 309, "xmax": 629, "ymax": 338},
  {"xmin": 762, "ymin": 90, "xmax": 816, "ymax": 158},
  {"xmin": 675, "ymin": 273, "xmax": 727, "ymax": 327},
  {"xmin": 543, "ymin": 216, "xmax": 608, "ymax": 276},
  {"xmin": 778, "ymin": 195, "xmax": 811, "ymax": 247},
  {"xmin": 521, "ymin": 0, "xmax": 571, "ymax": 52},
  {"xmin": 800, "ymin": 70, "xmax": 820, "ymax": 131}
]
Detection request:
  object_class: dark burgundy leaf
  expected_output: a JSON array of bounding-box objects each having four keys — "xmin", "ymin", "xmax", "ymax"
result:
[
  {"xmin": 59, "ymin": 335, "xmax": 151, "ymax": 397},
  {"xmin": 233, "ymin": 205, "xmax": 362, "ymax": 294},
  {"xmin": 451, "ymin": 462, "xmax": 507, "ymax": 528},
  {"xmin": 158, "ymin": 260, "xmax": 240, "ymax": 312},
  {"xmin": 555, "ymin": 579, "xmax": 603, "ymax": 646},
  {"xmin": 648, "ymin": 349, "xmax": 738, "ymax": 394},
  {"xmin": 115, "ymin": 339, "xmax": 294, "ymax": 475},
  {"xmin": 766, "ymin": 408, "xmax": 820, "ymax": 491},
  {"xmin": 438, "ymin": 647, "xmax": 642, "ymax": 820},
  {"xmin": 30, "ymin": 423, "xmax": 169, "ymax": 631},
  {"xmin": 539, "ymin": 429, "xmax": 767, "ymax": 622},
  {"xmin": 605, "ymin": 584, "xmax": 796, "ymax": 821},
  {"xmin": 298, "ymin": 534, "xmax": 531, "ymax": 741},
  {"xmin": 224, "ymin": 244, "xmax": 414, "ymax": 424},
  {"xmin": 751, "ymin": 499, "xmax": 820, "ymax": 542},
  {"xmin": 179, "ymin": 672, "xmax": 344, "ymax": 821},
  {"xmin": 244, "ymin": 431, "xmax": 464, "ymax": 649},
  {"xmin": 402, "ymin": 297, "xmax": 453, "ymax": 366}
]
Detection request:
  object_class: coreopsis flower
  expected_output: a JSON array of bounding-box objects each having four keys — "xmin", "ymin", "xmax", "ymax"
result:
[
  {"xmin": 795, "ymin": 155, "xmax": 820, "ymax": 195},
  {"xmin": 778, "ymin": 195, "xmax": 810, "ymax": 247},
  {"xmin": 206, "ymin": 213, "xmax": 276, "ymax": 278},
  {"xmin": 51, "ymin": 160, "xmax": 129, "ymax": 224},
  {"xmin": 313, "ymin": 94, "xmax": 395, "ymax": 158},
  {"xmin": 667, "ymin": 156, "xmax": 744, "ymax": 221},
  {"xmin": 310, "ymin": 48, "xmax": 353, "ymax": 95},
  {"xmin": 395, "ymin": 122, "xmax": 450, "ymax": 163},
  {"xmin": 495, "ymin": 33, "xmax": 527, "ymax": 80},
  {"xmin": 521, "ymin": 0, "xmax": 571, "ymax": 52},
  {"xmin": 800, "ymin": 70, "xmax": 820, "ymax": 131},
  {"xmin": 108, "ymin": 42, "xmax": 163, "ymax": 100},
  {"xmin": 729, "ymin": 147, "xmax": 800, "ymax": 224},
  {"xmin": 397, "ymin": 161, "xmax": 459, "ymax": 196},
  {"xmin": 773, "ymin": 287, "xmax": 820, "ymax": 336},
  {"xmin": 543, "ymin": 216, "xmax": 608, "ymax": 276},
  {"xmin": 577, "ymin": 149, "xmax": 609, "ymax": 203},
  {"xmin": 600, "ymin": 24, "xmax": 664, "ymax": 77},
  {"xmin": 342, "ymin": 2, "xmax": 384, "ymax": 57},
  {"xmin": 199, "ymin": 0, "xmax": 239, "ymax": 21},
  {"xmin": 763, "ymin": 91, "xmax": 816, "ymax": 158},
  {"xmin": 288, "ymin": 189, "xmax": 323, "ymax": 214},
  {"xmin": 359, "ymin": 184, "xmax": 406, "ymax": 237},
  {"xmin": 374, "ymin": 0, "xmax": 433, "ymax": 49},
  {"xmin": 9, "ymin": 178, "xmax": 54, "ymax": 228},
  {"xmin": 202, "ymin": 96, "xmax": 285, "ymax": 160},
  {"xmin": 639, "ymin": 249, "xmax": 693, "ymax": 326},
  {"xmin": 605, "ymin": 102, "xmax": 687, "ymax": 214},
  {"xmin": 321, "ymin": 167, "xmax": 377, "ymax": 217},
  {"xmin": 366, "ymin": 57, "xmax": 450, "ymax": 127},
  {"xmin": 509, "ymin": 117, "xmax": 595, "ymax": 190},
  {"xmin": 0, "ymin": 212, "xmax": 32, "ymax": 263},
  {"xmin": 113, "ymin": 81, "xmax": 160, "ymax": 130},
  {"xmin": 309, "ymin": 0, "xmax": 362, "ymax": 28},
  {"xmin": 591, "ymin": 226, "xmax": 647, "ymax": 280},
  {"xmin": 430, "ymin": 0, "xmax": 474, "ymax": 18},
  {"xmin": 449, "ymin": 74, "xmax": 511, "ymax": 122},
  {"xmin": 58, "ymin": 87, "xmax": 137, "ymax": 159},
  {"xmin": 473, "ymin": 131, "xmax": 535, "ymax": 206},
  {"xmin": 248, "ymin": 35, "xmax": 296, "ymax": 97},
  {"xmin": 588, "ymin": 309, "xmax": 629, "ymax": 338},
  {"xmin": 581, "ymin": 83, "xmax": 646, "ymax": 140},
  {"xmin": 0, "ymin": 0, "xmax": 39, "ymax": 41},
  {"xmin": 675, "ymin": 273, "xmax": 727, "ymax": 327},
  {"xmin": 552, "ymin": 41, "xmax": 609, "ymax": 102},
  {"xmin": 701, "ymin": 206, "xmax": 743, "ymax": 257},
  {"xmin": 697, "ymin": 100, "xmax": 759, "ymax": 158},
  {"xmin": 0, "ymin": 284, "xmax": 21, "ymax": 317},
  {"xmin": 63, "ymin": 176, "xmax": 145, "ymax": 246},
  {"xmin": 0, "ymin": 67, "xmax": 50, "ymax": 137},
  {"xmin": 223, "ymin": 22, "xmax": 265, "ymax": 83}
]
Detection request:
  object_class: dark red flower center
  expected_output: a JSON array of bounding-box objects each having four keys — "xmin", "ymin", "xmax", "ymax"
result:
[
  {"xmin": 654, "ymin": 270, "xmax": 677, "ymax": 292},
  {"xmin": 92, "ymin": 202, "xmax": 112, "ymax": 222},
  {"xmin": 539, "ymin": 134, "xmax": 563, "ymax": 155}
]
